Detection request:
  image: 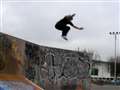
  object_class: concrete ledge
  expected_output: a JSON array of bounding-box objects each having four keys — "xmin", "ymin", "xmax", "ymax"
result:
[{"xmin": 0, "ymin": 74, "xmax": 44, "ymax": 90}]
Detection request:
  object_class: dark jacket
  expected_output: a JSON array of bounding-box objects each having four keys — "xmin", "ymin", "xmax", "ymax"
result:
[{"xmin": 55, "ymin": 16, "xmax": 74, "ymax": 30}]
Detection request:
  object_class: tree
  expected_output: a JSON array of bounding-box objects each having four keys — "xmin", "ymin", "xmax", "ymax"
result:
[
  {"xmin": 81, "ymin": 49, "xmax": 101, "ymax": 61},
  {"xmin": 108, "ymin": 56, "xmax": 120, "ymax": 77}
]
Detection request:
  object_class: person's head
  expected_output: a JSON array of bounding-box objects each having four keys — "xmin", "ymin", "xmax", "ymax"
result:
[
  {"xmin": 71, "ymin": 13, "xmax": 76, "ymax": 17},
  {"xmin": 65, "ymin": 13, "xmax": 76, "ymax": 21}
]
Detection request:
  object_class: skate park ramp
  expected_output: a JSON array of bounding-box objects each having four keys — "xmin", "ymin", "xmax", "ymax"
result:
[{"xmin": 0, "ymin": 32, "xmax": 91, "ymax": 90}]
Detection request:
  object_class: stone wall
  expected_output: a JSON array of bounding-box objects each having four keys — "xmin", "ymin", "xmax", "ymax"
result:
[{"xmin": 0, "ymin": 32, "xmax": 91, "ymax": 90}]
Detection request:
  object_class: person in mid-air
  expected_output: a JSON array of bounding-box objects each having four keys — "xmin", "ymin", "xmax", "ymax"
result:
[{"xmin": 55, "ymin": 13, "xmax": 84, "ymax": 40}]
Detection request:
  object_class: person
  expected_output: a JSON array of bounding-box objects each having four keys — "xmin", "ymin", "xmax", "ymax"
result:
[{"xmin": 55, "ymin": 13, "xmax": 84, "ymax": 40}]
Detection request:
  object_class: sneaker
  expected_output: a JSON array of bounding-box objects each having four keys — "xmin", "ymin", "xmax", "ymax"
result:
[{"xmin": 61, "ymin": 36, "xmax": 68, "ymax": 40}]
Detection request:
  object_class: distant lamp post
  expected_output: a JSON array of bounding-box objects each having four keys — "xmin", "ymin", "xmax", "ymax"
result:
[{"xmin": 109, "ymin": 32, "xmax": 120, "ymax": 84}]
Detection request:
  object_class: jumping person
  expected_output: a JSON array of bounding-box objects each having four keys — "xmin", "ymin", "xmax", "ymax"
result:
[{"xmin": 55, "ymin": 13, "xmax": 84, "ymax": 40}]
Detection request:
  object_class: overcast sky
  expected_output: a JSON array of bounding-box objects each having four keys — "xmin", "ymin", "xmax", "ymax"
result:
[{"xmin": 0, "ymin": 0, "xmax": 120, "ymax": 61}]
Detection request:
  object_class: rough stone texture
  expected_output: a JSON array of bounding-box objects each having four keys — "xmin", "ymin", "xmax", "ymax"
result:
[{"xmin": 0, "ymin": 32, "xmax": 91, "ymax": 90}]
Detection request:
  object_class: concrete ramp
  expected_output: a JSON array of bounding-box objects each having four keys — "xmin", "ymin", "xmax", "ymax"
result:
[
  {"xmin": 0, "ymin": 32, "xmax": 91, "ymax": 90},
  {"xmin": 0, "ymin": 74, "xmax": 43, "ymax": 90}
]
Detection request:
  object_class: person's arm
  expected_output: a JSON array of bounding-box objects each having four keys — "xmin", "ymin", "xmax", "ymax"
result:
[
  {"xmin": 70, "ymin": 22, "xmax": 84, "ymax": 30},
  {"xmin": 72, "ymin": 25, "xmax": 84, "ymax": 30},
  {"xmin": 69, "ymin": 22, "xmax": 84, "ymax": 30}
]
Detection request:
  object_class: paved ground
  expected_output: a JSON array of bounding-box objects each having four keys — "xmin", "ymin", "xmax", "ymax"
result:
[{"xmin": 91, "ymin": 84, "xmax": 120, "ymax": 90}]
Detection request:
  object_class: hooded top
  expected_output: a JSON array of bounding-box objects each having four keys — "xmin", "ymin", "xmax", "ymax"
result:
[{"xmin": 55, "ymin": 14, "xmax": 75, "ymax": 28}]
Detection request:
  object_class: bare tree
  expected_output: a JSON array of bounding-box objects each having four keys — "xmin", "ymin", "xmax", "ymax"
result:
[{"xmin": 108, "ymin": 56, "xmax": 120, "ymax": 77}]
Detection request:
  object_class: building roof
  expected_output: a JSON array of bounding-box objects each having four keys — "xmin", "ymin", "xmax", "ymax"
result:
[{"xmin": 92, "ymin": 60, "xmax": 120, "ymax": 64}]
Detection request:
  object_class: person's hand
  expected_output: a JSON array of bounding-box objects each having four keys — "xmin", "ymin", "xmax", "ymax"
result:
[
  {"xmin": 73, "ymin": 25, "xmax": 84, "ymax": 30},
  {"xmin": 79, "ymin": 27, "xmax": 84, "ymax": 30}
]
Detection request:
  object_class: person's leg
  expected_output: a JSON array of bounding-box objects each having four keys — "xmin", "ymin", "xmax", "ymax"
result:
[
  {"xmin": 61, "ymin": 26, "xmax": 70, "ymax": 40},
  {"xmin": 62, "ymin": 26, "xmax": 70, "ymax": 36}
]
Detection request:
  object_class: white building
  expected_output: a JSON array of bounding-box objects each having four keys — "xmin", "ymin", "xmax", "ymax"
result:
[{"xmin": 91, "ymin": 60, "xmax": 114, "ymax": 80}]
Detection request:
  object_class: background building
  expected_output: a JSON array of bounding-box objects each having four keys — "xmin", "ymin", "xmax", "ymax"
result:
[{"xmin": 91, "ymin": 60, "xmax": 120, "ymax": 81}]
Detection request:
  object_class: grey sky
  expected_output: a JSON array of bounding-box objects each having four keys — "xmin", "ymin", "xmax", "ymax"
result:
[{"xmin": 0, "ymin": 0, "xmax": 120, "ymax": 61}]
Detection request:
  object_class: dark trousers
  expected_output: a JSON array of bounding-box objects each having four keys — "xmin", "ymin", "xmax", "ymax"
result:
[
  {"xmin": 55, "ymin": 25, "xmax": 70, "ymax": 36},
  {"xmin": 62, "ymin": 26, "xmax": 70, "ymax": 36}
]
